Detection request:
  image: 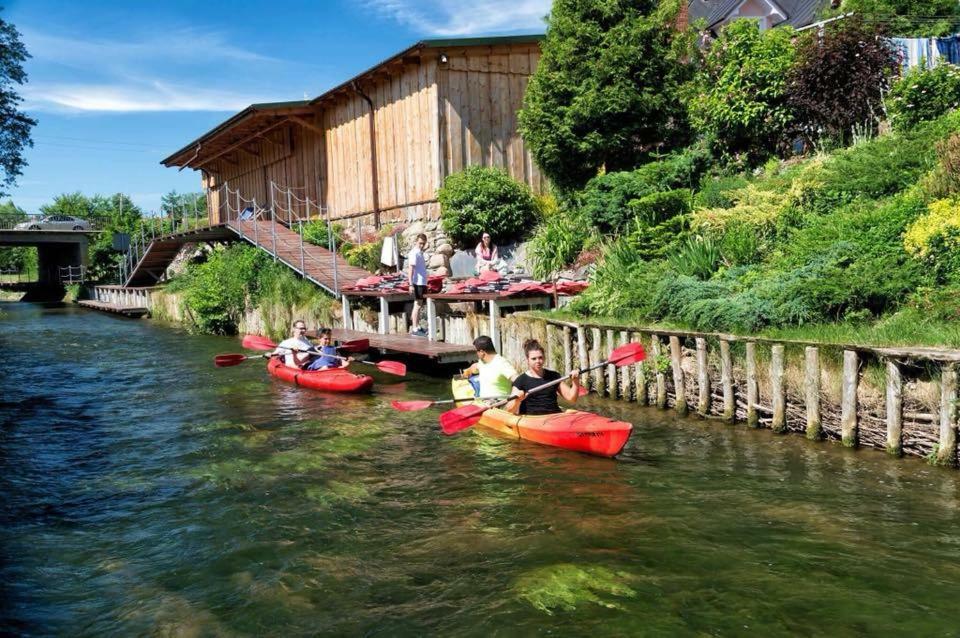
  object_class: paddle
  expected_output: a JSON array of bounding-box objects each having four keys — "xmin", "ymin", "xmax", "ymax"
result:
[
  {"xmin": 391, "ymin": 395, "xmax": 511, "ymax": 412},
  {"xmin": 214, "ymin": 353, "xmax": 271, "ymax": 367},
  {"xmin": 233, "ymin": 335, "xmax": 405, "ymax": 376},
  {"xmin": 438, "ymin": 342, "xmax": 646, "ymax": 435}
]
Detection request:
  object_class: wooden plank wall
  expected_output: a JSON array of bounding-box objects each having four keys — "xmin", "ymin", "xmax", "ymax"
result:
[{"xmin": 437, "ymin": 44, "xmax": 544, "ymax": 193}]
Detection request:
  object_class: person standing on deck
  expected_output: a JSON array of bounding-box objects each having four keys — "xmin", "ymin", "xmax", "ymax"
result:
[
  {"xmin": 304, "ymin": 328, "xmax": 353, "ymax": 371},
  {"xmin": 407, "ymin": 233, "xmax": 429, "ymax": 335},
  {"xmin": 462, "ymin": 335, "xmax": 519, "ymax": 399},
  {"xmin": 507, "ymin": 339, "xmax": 580, "ymax": 415},
  {"xmin": 272, "ymin": 320, "xmax": 314, "ymax": 368}
]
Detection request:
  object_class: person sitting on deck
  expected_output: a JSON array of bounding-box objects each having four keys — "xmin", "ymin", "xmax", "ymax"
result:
[
  {"xmin": 304, "ymin": 328, "xmax": 353, "ymax": 371},
  {"xmin": 474, "ymin": 232, "xmax": 499, "ymax": 274},
  {"xmin": 507, "ymin": 339, "xmax": 580, "ymax": 415},
  {"xmin": 273, "ymin": 320, "xmax": 314, "ymax": 368},
  {"xmin": 462, "ymin": 335, "xmax": 518, "ymax": 399}
]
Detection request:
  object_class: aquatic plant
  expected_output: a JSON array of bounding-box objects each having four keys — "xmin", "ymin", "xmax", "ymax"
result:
[{"xmin": 513, "ymin": 563, "xmax": 637, "ymax": 614}]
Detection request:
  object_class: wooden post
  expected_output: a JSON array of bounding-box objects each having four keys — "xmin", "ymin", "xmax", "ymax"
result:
[
  {"xmin": 841, "ymin": 350, "xmax": 859, "ymax": 448},
  {"xmin": 378, "ymin": 296, "xmax": 389, "ymax": 335},
  {"xmin": 885, "ymin": 360, "xmax": 903, "ymax": 457},
  {"xmin": 696, "ymin": 338, "xmax": 710, "ymax": 417},
  {"xmin": 771, "ymin": 344, "xmax": 786, "ymax": 433},
  {"xmin": 576, "ymin": 325, "xmax": 589, "ymax": 392},
  {"xmin": 936, "ymin": 364, "xmax": 958, "ymax": 467},
  {"xmin": 670, "ymin": 336, "xmax": 687, "ymax": 416},
  {"xmin": 635, "ymin": 334, "xmax": 648, "ymax": 406},
  {"xmin": 562, "ymin": 326, "xmax": 573, "ymax": 376},
  {"xmin": 606, "ymin": 329, "xmax": 617, "ymax": 399},
  {"xmin": 720, "ymin": 339, "xmax": 734, "ymax": 422},
  {"xmin": 652, "ymin": 335, "xmax": 667, "ymax": 409},
  {"xmin": 804, "ymin": 346, "xmax": 822, "ymax": 440},
  {"xmin": 426, "ymin": 298, "xmax": 437, "ymax": 341},
  {"xmin": 489, "ymin": 300, "xmax": 500, "ymax": 352},
  {"xmin": 592, "ymin": 327, "xmax": 604, "ymax": 396},
  {"xmin": 546, "ymin": 325, "xmax": 556, "ymax": 371},
  {"xmin": 617, "ymin": 331, "xmax": 629, "ymax": 400},
  {"xmin": 341, "ymin": 295, "xmax": 352, "ymax": 330},
  {"xmin": 746, "ymin": 342, "xmax": 759, "ymax": 428}
]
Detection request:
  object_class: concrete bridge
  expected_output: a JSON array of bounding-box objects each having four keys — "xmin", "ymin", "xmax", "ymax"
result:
[{"xmin": 0, "ymin": 227, "xmax": 96, "ymax": 301}]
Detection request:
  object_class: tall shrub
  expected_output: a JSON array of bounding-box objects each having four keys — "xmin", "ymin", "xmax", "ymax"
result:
[
  {"xmin": 519, "ymin": 0, "xmax": 695, "ymax": 191},
  {"xmin": 788, "ymin": 19, "xmax": 900, "ymax": 145},
  {"xmin": 838, "ymin": 0, "xmax": 960, "ymax": 37},
  {"xmin": 438, "ymin": 166, "xmax": 537, "ymax": 247},
  {"xmin": 687, "ymin": 19, "xmax": 796, "ymax": 163}
]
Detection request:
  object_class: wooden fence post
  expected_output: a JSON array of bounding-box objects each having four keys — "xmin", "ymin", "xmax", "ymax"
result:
[
  {"xmin": 696, "ymin": 337, "xmax": 710, "ymax": 417},
  {"xmin": 771, "ymin": 344, "xmax": 786, "ymax": 433},
  {"xmin": 607, "ymin": 329, "xmax": 617, "ymax": 399},
  {"xmin": 720, "ymin": 339, "xmax": 735, "ymax": 423},
  {"xmin": 620, "ymin": 331, "xmax": 631, "ymax": 401},
  {"xmin": 636, "ymin": 333, "xmax": 649, "ymax": 406},
  {"xmin": 562, "ymin": 326, "xmax": 573, "ymax": 376},
  {"xmin": 746, "ymin": 342, "xmax": 759, "ymax": 428},
  {"xmin": 652, "ymin": 335, "xmax": 667, "ymax": 409},
  {"xmin": 885, "ymin": 360, "xmax": 903, "ymax": 457},
  {"xmin": 576, "ymin": 324, "xmax": 588, "ymax": 387},
  {"xmin": 591, "ymin": 327, "xmax": 604, "ymax": 396},
  {"xmin": 804, "ymin": 346, "xmax": 822, "ymax": 440},
  {"xmin": 670, "ymin": 336, "xmax": 687, "ymax": 416},
  {"xmin": 936, "ymin": 364, "xmax": 958, "ymax": 467},
  {"xmin": 841, "ymin": 350, "xmax": 859, "ymax": 448}
]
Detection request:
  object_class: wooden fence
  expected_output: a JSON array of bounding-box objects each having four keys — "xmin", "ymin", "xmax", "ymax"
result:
[{"xmin": 498, "ymin": 313, "xmax": 960, "ymax": 467}]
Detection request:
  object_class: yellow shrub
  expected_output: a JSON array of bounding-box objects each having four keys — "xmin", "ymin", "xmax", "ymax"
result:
[{"xmin": 904, "ymin": 198, "xmax": 960, "ymax": 257}]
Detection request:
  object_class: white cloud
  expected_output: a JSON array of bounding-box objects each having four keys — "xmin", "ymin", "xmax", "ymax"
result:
[
  {"xmin": 364, "ymin": 0, "xmax": 549, "ymax": 36},
  {"xmin": 21, "ymin": 81, "xmax": 267, "ymax": 113}
]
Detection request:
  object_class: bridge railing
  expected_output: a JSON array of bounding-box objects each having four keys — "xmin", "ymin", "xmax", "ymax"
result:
[{"xmin": 119, "ymin": 205, "xmax": 210, "ymax": 285}]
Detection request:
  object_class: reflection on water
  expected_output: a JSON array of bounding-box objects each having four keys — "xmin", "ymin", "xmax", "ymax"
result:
[{"xmin": 3, "ymin": 302, "xmax": 960, "ymax": 636}]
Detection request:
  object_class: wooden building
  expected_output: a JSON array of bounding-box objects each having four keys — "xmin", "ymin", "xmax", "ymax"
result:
[{"xmin": 161, "ymin": 35, "xmax": 545, "ymax": 227}]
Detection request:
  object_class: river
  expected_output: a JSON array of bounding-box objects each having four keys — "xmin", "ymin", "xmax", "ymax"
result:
[{"xmin": 3, "ymin": 301, "xmax": 960, "ymax": 636}]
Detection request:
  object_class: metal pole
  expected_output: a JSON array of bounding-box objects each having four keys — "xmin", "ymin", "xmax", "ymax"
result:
[
  {"xmin": 271, "ymin": 202, "xmax": 278, "ymax": 262},
  {"xmin": 329, "ymin": 208, "xmax": 339, "ymax": 295},
  {"xmin": 287, "ymin": 189, "xmax": 293, "ymax": 227},
  {"xmin": 299, "ymin": 220, "xmax": 305, "ymax": 274}
]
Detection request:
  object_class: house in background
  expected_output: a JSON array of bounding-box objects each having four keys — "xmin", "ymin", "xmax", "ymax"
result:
[
  {"xmin": 162, "ymin": 35, "xmax": 545, "ymax": 229},
  {"xmin": 684, "ymin": 0, "xmax": 837, "ymax": 33}
]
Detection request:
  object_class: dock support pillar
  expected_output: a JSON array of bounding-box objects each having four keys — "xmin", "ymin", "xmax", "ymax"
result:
[
  {"xmin": 341, "ymin": 295, "xmax": 352, "ymax": 330},
  {"xmin": 427, "ymin": 298, "xmax": 437, "ymax": 342},
  {"xmin": 378, "ymin": 297, "xmax": 389, "ymax": 335},
  {"xmin": 841, "ymin": 350, "xmax": 859, "ymax": 447},
  {"xmin": 489, "ymin": 300, "xmax": 500, "ymax": 352}
]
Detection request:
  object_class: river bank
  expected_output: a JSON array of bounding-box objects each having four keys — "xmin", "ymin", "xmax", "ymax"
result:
[{"xmin": 5, "ymin": 300, "xmax": 960, "ymax": 635}]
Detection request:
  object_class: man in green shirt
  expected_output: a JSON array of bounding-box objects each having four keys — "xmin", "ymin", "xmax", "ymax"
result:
[{"xmin": 462, "ymin": 335, "xmax": 519, "ymax": 399}]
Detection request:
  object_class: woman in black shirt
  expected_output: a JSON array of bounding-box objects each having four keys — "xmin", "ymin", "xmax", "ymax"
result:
[{"xmin": 508, "ymin": 339, "xmax": 581, "ymax": 415}]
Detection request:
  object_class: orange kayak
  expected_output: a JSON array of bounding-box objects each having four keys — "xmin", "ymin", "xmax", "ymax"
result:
[
  {"xmin": 267, "ymin": 358, "xmax": 374, "ymax": 393},
  {"xmin": 451, "ymin": 379, "xmax": 632, "ymax": 457}
]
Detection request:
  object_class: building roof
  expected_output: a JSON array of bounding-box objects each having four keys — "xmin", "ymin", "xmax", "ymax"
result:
[
  {"xmin": 162, "ymin": 35, "xmax": 544, "ymax": 170},
  {"xmin": 689, "ymin": 0, "xmax": 831, "ymax": 30}
]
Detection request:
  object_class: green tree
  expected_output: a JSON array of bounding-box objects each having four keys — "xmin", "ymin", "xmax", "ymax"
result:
[
  {"xmin": 161, "ymin": 189, "xmax": 206, "ymax": 220},
  {"xmin": 0, "ymin": 13, "xmax": 36, "ymax": 196},
  {"xmin": 40, "ymin": 192, "xmax": 93, "ymax": 218},
  {"xmin": 838, "ymin": 0, "xmax": 960, "ymax": 37},
  {"xmin": 518, "ymin": 0, "xmax": 695, "ymax": 192},
  {"xmin": 687, "ymin": 19, "xmax": 796, "ymax": 164},
  {"xmin": 0, "ymin": 199, "xmax": 34, "ymax": 274}
]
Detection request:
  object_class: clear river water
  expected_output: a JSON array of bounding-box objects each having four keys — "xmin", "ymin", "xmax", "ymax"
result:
[{"xmin": 3, "ymin": 301, "xmax": 960, "ymax": 637}]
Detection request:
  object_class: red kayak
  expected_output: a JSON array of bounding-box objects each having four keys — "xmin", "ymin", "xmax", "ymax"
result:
[{"xmin": 267, "ymin": 358, "xmax": 374, "ymax": 393}]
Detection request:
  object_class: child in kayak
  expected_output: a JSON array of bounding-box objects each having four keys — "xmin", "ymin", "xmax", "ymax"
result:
[
  {"xmin": 508, "ymin": 339, "xmax": 580, "ymax": 415},
  {"xmin": 462, "ymin": 335, "xmax": 518, "ymax": 399},
  {"xmin": 305, "ymin": 328, "xmax": 353, "ymax": 371}
]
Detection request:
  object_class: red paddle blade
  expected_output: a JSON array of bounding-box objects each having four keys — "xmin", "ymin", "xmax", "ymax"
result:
[
  {"xmin": 439, "ymin": 404, "xmax": 488, "ymax": 435},
  {"xmin": 610, "ymin": 342, "xmax": 646, "ymax": 366},
  {"xmin": 242, "ymin": 334, "xmax": 277, "ymax": 351},
  {"xmin": 214, "ymin": 354, "xmax": 248, "ymax": 367},
  {"xmin": 376, "ymin": 360, "xmax": 407, "ymax": 376},
  {"xmin": 391, "ymin": 399, "xmax": 434, "ymax": 411},
  {"xmin": 339, "ymin": 338, "xmax": 369, "ymax": 353}
]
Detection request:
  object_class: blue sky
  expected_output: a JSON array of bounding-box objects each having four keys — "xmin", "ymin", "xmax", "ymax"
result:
[{"xmin": 4, "ymin": 0, "xmax": 549, "ymax": 215}]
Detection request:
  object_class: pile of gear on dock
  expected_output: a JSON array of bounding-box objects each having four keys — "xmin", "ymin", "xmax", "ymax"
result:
[{"xmin": 343, "ymin": 270, "xmax": 588, "ymax": 297}]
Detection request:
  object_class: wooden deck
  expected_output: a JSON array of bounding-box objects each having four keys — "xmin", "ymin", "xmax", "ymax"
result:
[
  {"xmin": 331, "ymin": 328, "xmax": 474, "ymax": 364},
  {"xmin": 77, "ymin": 299, "xmax": 149, "ymax": 318}
]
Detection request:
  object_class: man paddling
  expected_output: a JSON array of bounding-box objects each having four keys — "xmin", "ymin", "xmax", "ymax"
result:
[
  {"xmin": 508, "ymin": 339, "xmax": 580, "ymax": 415},
  {"xmin": 461, "ymin": 335, "xmax": 518, "ymax": 399},
  {"xmin": 272, "ymin": 320, "xmax": 314, "ymax": 368}
]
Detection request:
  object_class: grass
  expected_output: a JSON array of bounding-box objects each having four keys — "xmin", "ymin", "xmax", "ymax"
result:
[{"xmin": 528, "ymin": 308, "xmax": 960, "ymax": 350}]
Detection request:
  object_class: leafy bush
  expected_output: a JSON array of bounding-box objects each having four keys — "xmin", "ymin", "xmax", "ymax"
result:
[
  {"xmin": 693, "ymin": 174, "xmax": 750, "ymax": 209},
  {"xmin": 629, "ymin": 213, "xmax": 689, "ymax": 261},
  {"xmin": 438, "ymin": 166, "xmax": 537, "ymax": 247},
  {"xmin": 572, "ymin": 241, "xmax": 667, "ymax": 317},
  {"xmin": 528, "ymin": 210, "xmax": 591, "ymax": 279},
  {"xmin": 344, "ymin": 240, "xmax": 383, "ymax": 272},
  {"xmin": 687, "ymin": 19, "xmax": 796, "ymax": 163},
  {"xmin": 179, "ymin": 244, "xmax": 268, "ymax": 335},
  {"xmin": 718, "ymin": 221, "xmax": 762, "ymax": 266},
  {"xmin": 904, "ymin": 198, "xmax": 960, "ymax": 281},
  {"xmin": 788, "ymin": 19, "xmax": 900, "ymax": 145},
  {"xmin": 300, "ymin": 221, "xmax": 348, "ymax": 250},
  {"xmin": 629, "ymin": 189, "xmax": 691, "ymax": 225},
  {"xmin": 668, "ymin": 236, "xmax": 721, "ymax": 280},
  {"xmin": 888, "ymin": 63, "xmax": 960, "ymax": 132},
  {"xmin": 838, "ymin": 0, "xmax": 960, "ymax": 38}
]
